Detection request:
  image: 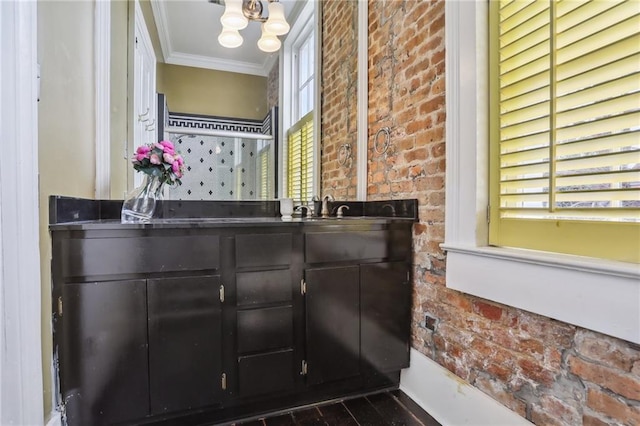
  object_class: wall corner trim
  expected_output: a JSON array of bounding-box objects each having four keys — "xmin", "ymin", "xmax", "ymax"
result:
[{"xmin": 400, "ymin": 349, "xmax": 533, "ymax": 426}]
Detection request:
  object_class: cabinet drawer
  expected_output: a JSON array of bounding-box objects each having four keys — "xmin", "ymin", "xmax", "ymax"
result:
[
  {"xmin": 238, "ymin": 350, "xmax": 294, "ymax": 397},
  {"xmin": 237, "ymin": 269, "xmax": 292, "ymax": 306},
  {"xmin": 62, "ymin": 235, "xmax": 220, "ymax": 278},
  {"xmin": 235, "ymin": 233, "xmax": 292, "ymax": 268},
  {"xmin": 237, "ymin": 306, "xmax": 293, "ymax": 353},
  {"xmin": 305, "ymin": 231, "xmax": 388, "ymax": 263}
]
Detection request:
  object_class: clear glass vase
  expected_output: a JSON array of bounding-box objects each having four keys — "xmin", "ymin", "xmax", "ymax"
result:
[{"xmin": 121, "ymin": 174, "xmax": 165, "ymax": 223}]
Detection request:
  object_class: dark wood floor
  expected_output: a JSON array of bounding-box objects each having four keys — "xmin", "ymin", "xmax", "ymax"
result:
[{"xmin": 231, "ymin": 390, "xmax": 441, "ymax": 426}]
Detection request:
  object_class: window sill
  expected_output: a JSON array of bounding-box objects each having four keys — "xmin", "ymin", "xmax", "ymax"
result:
[{"xmin": 441, "ymin": 243, "xmax": 640, "ymax": 344}]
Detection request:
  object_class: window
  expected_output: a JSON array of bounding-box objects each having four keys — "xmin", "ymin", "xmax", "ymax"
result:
[
  {"xmin": 444, "ymin": 1, "xmax": 639, "ymax": 344},
  {"xmin": 489, "ymin": 0, "xmax": 640, "ymax": 263},
  {"xmin": 282, "ymin": 2, "xmax": 317, "ymax": 203},
  {"xmin": 296, "ymin": 31, "xmax": 315, "ymax": 119}
]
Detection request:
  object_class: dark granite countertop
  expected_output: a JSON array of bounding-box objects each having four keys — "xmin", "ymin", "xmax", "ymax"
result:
[
  {"xmin": 48, "ymin": 196, "xmax": 418, "ymax": 231},
  {"xmin": 49, "ymin": 216, "xmax": 416, "ymax": 231}
]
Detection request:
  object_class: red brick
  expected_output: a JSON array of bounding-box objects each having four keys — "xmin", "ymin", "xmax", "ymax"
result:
[
  {"xmin": 587, "ymin": 387, "xmax": 640, "ymax": 426},
  {"xmin": 403, "ymin": 147, "xmax": 428, "ymax": 163},
  {"xmin": 569, "ymin": 355, "xmax": 640, "ymax": 400},
  {"xmin": 537, "ymin": 394, "xmax": 581, "ymax": 425},
  {"xmin": 517, "ymin": 357, "xmax": 556, "ymax": 386},
  {"xmin": 574, "ymin": 330, "xmax": 639, "ymax": 372},
  {"xmin": 583, "ymin": 414, "xmax": 610, "ymax": 426},
  {"xmin": 473, "ymin": 300, "xmax": 503, "ymax": 321}
]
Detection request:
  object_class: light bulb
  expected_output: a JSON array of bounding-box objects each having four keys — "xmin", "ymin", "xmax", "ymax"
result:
[
  {"xmin": 218, "ymin": 28, "xmax": 243, "ymax": 48},
  {"xmin": 258, "ymin": 25, "xmax": 281, "ymax": 52},
  {"xmin": 220, "ymin": 0, "xmax": 248, "ymax": 30},
  {"xmin": 264, "ymin": 1, "xmax": 289, "ymax": 36}
]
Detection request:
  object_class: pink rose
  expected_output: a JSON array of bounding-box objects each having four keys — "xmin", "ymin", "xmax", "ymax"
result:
[
  {"xmin": 150, "ymin": 153, "xmax": 161, "ymax": 165},
  {"xmin": 160, "ymin": 140, "xmax": 174, "ymax": 151},
  {"xmin": 174, "ymin": 155, "xmax": 184, "ymax": 165},
  {"xmin": 135, "ymin": 145, "xmax": 151, "ymax": 161},
  {"xmin": 163, "ymin": 153, "xmax": 175, "ymax": 164},
  {"xmin": 136, "ymin": 145, "xmax": 151, "ymax": 155},
  {"xmin": 172, "ymin": 161, "xmax": 181, "ymax": 173}
]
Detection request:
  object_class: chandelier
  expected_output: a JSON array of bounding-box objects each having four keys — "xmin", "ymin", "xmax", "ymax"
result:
[{"xmin": 216, "ymin": 0, "xmax": 290, "ymax": 53}]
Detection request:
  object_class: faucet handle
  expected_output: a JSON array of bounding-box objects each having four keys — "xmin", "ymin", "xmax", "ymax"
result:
[{"xmin": 336, "ymin": 205, "xmax": 350, "ymax": 218}]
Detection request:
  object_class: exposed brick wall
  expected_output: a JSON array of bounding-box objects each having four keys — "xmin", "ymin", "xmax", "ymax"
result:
[
  {"xmin": 321, "ymin": 0, "xmax": 359, "ymax": 200},
  {"xmin": 267, "ymin": 57, "xmax": 279, "ymax": 110},
  {"xmin": 319, "ymin": 0, "xmax": 640, "ymax": 424}
]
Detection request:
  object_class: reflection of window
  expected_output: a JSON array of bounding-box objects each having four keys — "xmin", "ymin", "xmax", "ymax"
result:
[
  {"xmin": 287, "ymin": 111, "xmax": 313, "ymax": 203},
  {"xmin": 258, "ymin": 142, "xmax": 271, "ymax": 200},
  {"xmin": 489, "ymin": 0, "xmax": 640, "ymax": 262}
]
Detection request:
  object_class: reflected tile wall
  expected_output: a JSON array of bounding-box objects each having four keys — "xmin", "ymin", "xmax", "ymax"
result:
[{"xmin": 168, "ymin": 134, "xmax": 272, "ymax": 201}]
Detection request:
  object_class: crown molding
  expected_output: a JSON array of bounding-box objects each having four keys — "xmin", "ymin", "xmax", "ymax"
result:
[
  {"xmin": 149, "ymin": 0, "xmax": 171, "ymax": 62},
  {"xmin": 165, "ymin": 51, "xmax": 269, "ymax": 76}
]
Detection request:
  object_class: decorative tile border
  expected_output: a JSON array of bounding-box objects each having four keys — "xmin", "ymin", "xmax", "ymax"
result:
[{"xmin": 168, "ymin": 112, "xmax": 272, "ymax": 136}]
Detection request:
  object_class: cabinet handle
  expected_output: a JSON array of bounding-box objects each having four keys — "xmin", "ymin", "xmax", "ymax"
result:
[
  {"xmin": 221, "ymin": 373, "xmax": 227, "ymax": 390},
  {"xmin": 219, "ymin": 284, "xmax": 225, "ymax": 303},
  {"xmin": 300, "ymin": 360, "xmax": 308, "ymax": 376},
  {"xmin": 300, "ymin": 279, "xmax": 306, "ymax": 295},
  {"xmin": 57, "ymin": 296, "xmax": 63, "ymax": 316}
]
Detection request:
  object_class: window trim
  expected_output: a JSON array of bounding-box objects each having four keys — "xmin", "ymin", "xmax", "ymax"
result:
[
  {"xmin": 280, "ymin": 0, "xmax": 320, "ymax": 199},
  {"xmin": 443, "ymin": 0, "xmax": 640, "ymax": 344}
]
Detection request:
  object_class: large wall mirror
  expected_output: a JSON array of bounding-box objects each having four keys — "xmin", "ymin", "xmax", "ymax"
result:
[
  {"xmin": 117, "ymin": 0, "xmax": 318, "ymax": 202},
  {"xmin": 113, "ymin": 0, "xmax": 366, "ymax": 202}
]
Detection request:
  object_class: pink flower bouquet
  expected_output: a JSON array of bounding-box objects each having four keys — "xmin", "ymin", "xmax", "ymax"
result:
[{"xmin": 131, "ymin": 140, "xmax": 186, "ymax": 185}]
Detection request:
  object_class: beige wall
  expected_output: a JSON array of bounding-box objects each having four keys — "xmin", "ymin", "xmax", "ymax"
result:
[
  {"xmin": 37, "ymin": 0, "xmax": 97, "ymax": 416},
  {"xmin": 158, "ymin": 63, "xmax": 269, "ymax": 120}
]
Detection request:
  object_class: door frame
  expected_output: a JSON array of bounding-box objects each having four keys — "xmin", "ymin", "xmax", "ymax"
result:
[{"xmin": 0, "ymin": 0, "xmax": 44, "ymax": 424}]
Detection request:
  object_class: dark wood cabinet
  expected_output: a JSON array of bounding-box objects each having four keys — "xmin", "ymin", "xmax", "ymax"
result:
[
  {"xmin": 234, "ymin": 232, "xmax": 298, "ymax": 399},
  {"xmin": 60, "ymin": 280, "xmax": 149, "ymax": 426},
  {"xmin": 147, "ymin": 275, "xmax": 223, "ymax": 414},
  {"xmin": 305, "ymin": 266, "xmax": 360, "ymax": 385},
  {"xmin": 361, "ymin": 262, "xmax": 411, "ymax": 373},
  {"xmin": 51, "ymin": 221, "xmax": 412, "ymax": 426}
]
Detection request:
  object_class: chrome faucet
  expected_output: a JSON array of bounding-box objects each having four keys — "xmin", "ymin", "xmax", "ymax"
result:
[
  {"xmin": 336, "ymin": 205, "xmax": 350, "ymax": 218},
  {"xmin": 321, "ymin": 194, "xmax": 334, "ymax": 218},
  {"xmin": 382, "ymin": 203, "xmax": 396, "ymax": 217},
  {"xmin": 295, "ymin": 205, "xmax": 312, "ymax": 218}
]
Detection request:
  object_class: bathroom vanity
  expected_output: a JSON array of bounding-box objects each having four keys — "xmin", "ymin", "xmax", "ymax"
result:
[{"xmin": 49, "ymin": 197, "xmax": 416, "ymax": 426}]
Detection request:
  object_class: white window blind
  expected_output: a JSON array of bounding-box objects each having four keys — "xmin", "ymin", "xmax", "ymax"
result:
[
  {"xmin": 496, "ymin": 0, "xmax": 640, "ymax": 222},
  {"xmin": 490, "ymin": 0, "xmax": 640, "ymax": 262},
  {"xmin": 287, "ymin": 111, "xmax": 314, "ymax": 203}
]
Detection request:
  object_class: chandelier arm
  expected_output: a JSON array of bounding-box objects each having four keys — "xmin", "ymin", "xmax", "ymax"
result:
[{"xmin": 242, "ymin": 0, "xmax": 267, "ymax": 22}]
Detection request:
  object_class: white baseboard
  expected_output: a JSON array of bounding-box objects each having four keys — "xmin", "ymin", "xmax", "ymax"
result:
[
  {"xmin": 45, "ymin": 411, "xmax": 62, "ymax": 426},
  {"xmin": 400, "ymin": 348, "xmax": 532, "ymax": 425}
]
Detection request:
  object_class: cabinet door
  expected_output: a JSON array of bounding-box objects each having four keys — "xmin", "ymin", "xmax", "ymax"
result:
[
  {"xmin": 361, "ymin": 262, "xmax": 411, "ymax": 372},
  {"xmin": 305, "ymin": 266, "xmax": 360, "ymax": 385},
  {"xmin": 148, "ymin": 275, "xmax": 222, "ymax": 414},
  {"xmin": 61, "ymin": 280, "xmax": 149, "ymax": 426}
]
